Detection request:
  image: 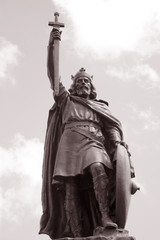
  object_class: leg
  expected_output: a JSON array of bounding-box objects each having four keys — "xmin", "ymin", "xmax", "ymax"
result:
[
  {"xmin": 64, "ymin": 177, "xmax": 83, "ymax": 237},
  {"xmin": 89, "ymin": 163, "xmax": 117, "ymax": 229}
]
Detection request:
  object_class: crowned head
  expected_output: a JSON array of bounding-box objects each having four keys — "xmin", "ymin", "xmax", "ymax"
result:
[
  {"xmin": 71, "ymin": 67, "xmax": 93, "ymax": 82},
  {"xmin": 69, "ymin": 67, "xmax": 97, "ymax": 99}
]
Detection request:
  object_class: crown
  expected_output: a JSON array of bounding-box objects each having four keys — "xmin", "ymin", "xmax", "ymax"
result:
[{"xmin": 71, "ymin": 67, "xmax": 93, "ymax": 81}]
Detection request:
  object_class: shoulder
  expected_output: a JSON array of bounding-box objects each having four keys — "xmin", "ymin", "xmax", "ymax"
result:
[{"xmin": 95, "ymin": 99, "xmax": 109, "ymax": 106}]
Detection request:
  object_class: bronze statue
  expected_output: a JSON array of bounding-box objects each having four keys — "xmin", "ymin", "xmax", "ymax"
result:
[{"xmin": 39, "ymin": 13, "xmax": 138, "ymax": 240}]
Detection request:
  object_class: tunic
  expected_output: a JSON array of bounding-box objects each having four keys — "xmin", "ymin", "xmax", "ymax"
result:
[{"xmin": 53, "ymin": 83, "xmax": 112, "ymax": 180}]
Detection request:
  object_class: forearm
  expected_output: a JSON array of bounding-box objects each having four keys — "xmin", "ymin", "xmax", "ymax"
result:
[
  {"xmin": 47, "ymin": 44, "xmax": 55, "ymax": 90},
  {"xmin": 104, "ymin": 124, "xmax": 123, "ymax": 155},
  {"xmin": 47, "ymin": 28, "xmax": 61, "ymax": 93},
  {"xmin": 107, "ymin": 126, "xmax": 122, "ymax": 143}
]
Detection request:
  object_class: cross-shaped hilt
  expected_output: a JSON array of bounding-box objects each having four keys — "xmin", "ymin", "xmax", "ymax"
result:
[{"xmin": 48, "ymin": 12, "xmax": 65, "ymax": 29}]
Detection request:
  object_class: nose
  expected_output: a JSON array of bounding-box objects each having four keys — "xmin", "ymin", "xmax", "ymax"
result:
[{"xmin": 81, "ymin": 79, "xmax": 86, "ymax": 83}]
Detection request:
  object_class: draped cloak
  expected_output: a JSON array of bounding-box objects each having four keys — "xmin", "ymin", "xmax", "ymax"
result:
[{"xmin": 39, "ymin": 90, "xmax": 133, "ymax": 239}]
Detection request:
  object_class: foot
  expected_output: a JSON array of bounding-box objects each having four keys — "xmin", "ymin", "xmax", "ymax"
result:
[
  {"xmin": 105, "ymin": 222, "xmax": 118, "ymax": 229},
  {"xmin": 102, "ymin": 216, "xmax": 118, "ymax": 229}
]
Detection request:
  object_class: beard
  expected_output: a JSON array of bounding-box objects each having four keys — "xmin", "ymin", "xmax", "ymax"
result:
[{"xmin": 75, "ymin": 85, "xmax": 91, "ymax": 98}]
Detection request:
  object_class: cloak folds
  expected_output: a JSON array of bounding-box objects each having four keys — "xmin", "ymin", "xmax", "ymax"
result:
[{"xmin": 39, "ymin": 95, "xmax": 130, "ymax": 239}]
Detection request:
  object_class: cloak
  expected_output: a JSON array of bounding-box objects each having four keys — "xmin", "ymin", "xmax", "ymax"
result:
[{"xmin": 39, "ymin": 95, "xmax": 131, "ymax": 239}]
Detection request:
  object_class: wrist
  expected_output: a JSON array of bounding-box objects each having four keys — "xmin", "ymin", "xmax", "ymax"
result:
[{"xmin": 48, "ymin": 44, "xmax": 54, "ymax": 48}]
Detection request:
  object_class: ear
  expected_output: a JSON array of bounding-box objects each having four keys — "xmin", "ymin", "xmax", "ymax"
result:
[{"xmin": 71, "ymin": 75, "xmax": 74, "ymax": 80}]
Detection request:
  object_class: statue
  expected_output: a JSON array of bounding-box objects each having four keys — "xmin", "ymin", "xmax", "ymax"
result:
[{"xmin": 39, "ymin": 13, "xmax": 138, "ymax": 240}]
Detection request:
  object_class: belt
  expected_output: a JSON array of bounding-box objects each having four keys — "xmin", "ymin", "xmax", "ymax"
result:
[
  {"xmin": 65, "ymin": 121, "xmax": 105, "ymax": 144},
  {"xmin": 64, "ymin": 121, "xmax": 101, "ymax": 133}
]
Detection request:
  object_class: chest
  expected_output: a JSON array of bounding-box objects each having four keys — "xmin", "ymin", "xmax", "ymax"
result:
[{"xmin": 62, "ymin": 100, "xmax": 101, "ymax": 124}]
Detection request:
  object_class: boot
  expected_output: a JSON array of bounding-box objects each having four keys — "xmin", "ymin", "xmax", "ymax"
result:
[
  {"xmin": 93, "ymin": 173, "xmax": 117, "ymax": 229},
  {"xmin": 64, "ymin": 179, "xmax": 83, "ymax": 237}
]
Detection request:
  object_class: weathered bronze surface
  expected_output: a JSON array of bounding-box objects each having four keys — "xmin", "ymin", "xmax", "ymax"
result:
[
  {"xmin": 39, "ymin": 13, "xmax": 138, "ymax": 240},
  {"xmin": 48, "ymin": 12, "xmax": 65, "ymax": 94}
]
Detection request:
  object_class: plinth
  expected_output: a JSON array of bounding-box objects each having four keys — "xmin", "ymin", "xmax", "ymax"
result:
[{"xmin": 55, "ymin": 228, "xmax": 136, "ymax": 240}]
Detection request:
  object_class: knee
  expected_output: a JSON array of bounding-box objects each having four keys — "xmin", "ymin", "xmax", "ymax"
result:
[{"xmin": 89, "ymin": 163, "xmax": 106, "ymax": 178}]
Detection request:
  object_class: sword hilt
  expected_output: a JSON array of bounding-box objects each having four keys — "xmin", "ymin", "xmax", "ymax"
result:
[{"xmin": 48, "ymin": 12, "xmax": 65, "ymax": 29}]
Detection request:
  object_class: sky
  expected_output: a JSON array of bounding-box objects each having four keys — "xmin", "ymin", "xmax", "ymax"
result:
[{"xmin": 0, "ymin": 0, "xmax": 160, "ymax": 239}]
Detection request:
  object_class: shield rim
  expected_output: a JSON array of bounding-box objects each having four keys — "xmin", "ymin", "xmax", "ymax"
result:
[{"xmin": 115, "ymin": 144, "xmax": 131, "ymax": 228}]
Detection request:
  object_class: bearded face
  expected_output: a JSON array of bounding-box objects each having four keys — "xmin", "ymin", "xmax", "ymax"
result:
[{"xmin": 75, "ymin": 76, "xmax": 91, "ymax": 99}]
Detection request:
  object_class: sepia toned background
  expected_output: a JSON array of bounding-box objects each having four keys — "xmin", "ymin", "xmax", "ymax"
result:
[{"xmin": 0, "ymin": 0, "xmax": 160, "ymax": 239}]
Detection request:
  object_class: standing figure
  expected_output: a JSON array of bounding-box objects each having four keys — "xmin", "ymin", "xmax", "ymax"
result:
[{"xmin": 39, "ymin": 27, "xmax": 135, "ymax": 240}]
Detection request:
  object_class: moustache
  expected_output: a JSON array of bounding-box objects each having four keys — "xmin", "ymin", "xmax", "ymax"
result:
[{"xmin": 76, "ymin": 85, "xmax": 89, "ymax": 90}]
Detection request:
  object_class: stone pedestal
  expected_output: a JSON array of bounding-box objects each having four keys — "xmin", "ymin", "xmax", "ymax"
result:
[
  {"xmin": 93, "ymin": 227, "xmax": 135, "ymax": 240},
  {"xmin": 56, "ymin": 228, "xmax": 135, "ymax": 240}
]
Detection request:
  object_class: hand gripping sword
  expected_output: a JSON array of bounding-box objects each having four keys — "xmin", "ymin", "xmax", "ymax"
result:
[{"xmin": 48, "ymin": 12, "xmax": 65, "ymax": 94}]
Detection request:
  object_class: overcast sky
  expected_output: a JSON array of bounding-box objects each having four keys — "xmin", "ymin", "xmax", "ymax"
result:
[{"xmin": 0, "ymin": 0, "xmax": 160, "ymax": 239}]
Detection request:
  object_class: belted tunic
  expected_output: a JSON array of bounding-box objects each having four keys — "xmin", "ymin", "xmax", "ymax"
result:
[{"xmin": 52, "ymin": 83, "xmax": 121, "ymax": 181}]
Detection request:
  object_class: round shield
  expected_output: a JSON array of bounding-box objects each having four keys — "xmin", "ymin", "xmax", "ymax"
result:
[{"xmin": 114, "ymin": 144, "xmax": 131, "ymax": 228}]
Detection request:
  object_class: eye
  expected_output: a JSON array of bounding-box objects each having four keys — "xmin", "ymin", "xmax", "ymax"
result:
[
  {"xmin": 77, "ymin": 79, "xmax": 82, "ymax": 83},
  {"xmin": 84, "ymin": 79, "xmax": 89, "ymax": 83}
]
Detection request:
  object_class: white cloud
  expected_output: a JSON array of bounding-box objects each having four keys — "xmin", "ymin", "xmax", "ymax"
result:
[
  {"xmin": 131, "ymin": 105, "xmax": 160, "ymax": 130},
  {"xmin": 139, "ymin": 109, "xmax": 160, "ymax": 130},
  {"xmin": 0, "ymin": 38, "xmax": 21, "ymax": 85},
  {"xmin": 52, "ymin": 0, "xmax": 160, "ymax": 91},
  {"xmin": 53, "ymin": 0, "xmax": 160, "ymax": 57},
  {"xmin": 136, "ymin": 11, "xmax": 160, "ymax": 57},
  {"xmin": 0, "ymin": 134, "xmax": 44, "ymax": 223},
  {"xmin": 105, "ymin": 63, "xmax": 160, "ymax": 89}
]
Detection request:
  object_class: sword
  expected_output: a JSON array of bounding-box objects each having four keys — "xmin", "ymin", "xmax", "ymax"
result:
[{"xmin": 48, "ymin": 12, "xmax": 65, "ymax": 94}]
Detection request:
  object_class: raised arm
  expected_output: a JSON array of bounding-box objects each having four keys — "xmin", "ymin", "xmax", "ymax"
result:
[{"xmin": 47, "ymin": 28, "xmax": 61, "ymax": 92}]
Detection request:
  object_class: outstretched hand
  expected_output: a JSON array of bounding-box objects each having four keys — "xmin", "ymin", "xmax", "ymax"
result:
[{"xmin": 49, "ymin": 28, "xmax": 61, "ymax": 45}]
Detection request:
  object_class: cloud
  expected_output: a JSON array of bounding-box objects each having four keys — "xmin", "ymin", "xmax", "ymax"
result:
[
  {"xmin": 53, "ymin": 0, "xmax": 160, "ymax": 57},
  {"xmin": 105, "ymin": 62, "xmax": 160, "ymax": 89},
  {"xmin": 130, "ymin": 105, "xmax": 160, "ymax": 130},
  {"xmin": 0, "ymin": 133, "xmax": 44, "ymax": 223},
  {"xmin": 136, "ymin": 11, "xmax": 160, "ymax": 57},
  {"xmin": 51, "ymin": 0, "xmax": 160, "ymax": 90},
  {"xmin": 138, "ymin": 109, "xmax": 160, "ymax": 130},
  {"xmin": 0, "ymin": 38, "xmax": 21, "ymax": 85}
]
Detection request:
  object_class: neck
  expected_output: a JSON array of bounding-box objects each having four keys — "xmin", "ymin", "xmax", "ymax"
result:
[{"xmin": 76, "ymin": 93, "xmax": 90, "ymax": 99}]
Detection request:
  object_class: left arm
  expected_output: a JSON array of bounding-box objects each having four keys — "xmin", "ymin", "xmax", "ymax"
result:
[{"xmin": 103, "ymin": 121, "xmax": 123, "ymax": 155}]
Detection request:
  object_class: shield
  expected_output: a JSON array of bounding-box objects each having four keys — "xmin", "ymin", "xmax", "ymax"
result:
[{"xmin": 114, "ymin": 144, "xmax": 131, "ymax": 228}]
